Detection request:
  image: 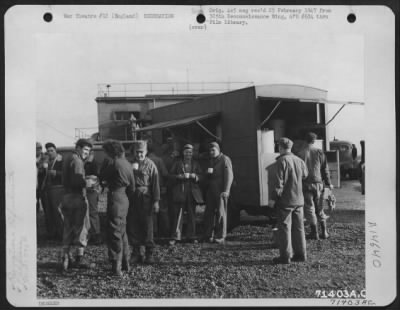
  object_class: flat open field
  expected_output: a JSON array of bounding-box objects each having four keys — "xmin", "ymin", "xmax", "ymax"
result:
[{"xmin": 37, "ymin": 181, "xmax": 365, "ymax": 299}]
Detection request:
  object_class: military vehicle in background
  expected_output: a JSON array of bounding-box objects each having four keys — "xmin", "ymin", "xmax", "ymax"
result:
[{"xmin": 329, "ymin": 139, "xmax": 361, "ymax": 180}]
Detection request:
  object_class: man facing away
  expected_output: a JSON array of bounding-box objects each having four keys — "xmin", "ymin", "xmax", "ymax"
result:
[
  {"xmin": 60, "ymin": 138, "xmax": 92, "ymax": 271},
  {"xmin": 296, "ymin": 132, "xmax": 333, "ymax": 240},
  {"xmin": 269, "ymin": 137, "xmax": 308, "ymax": 264}
]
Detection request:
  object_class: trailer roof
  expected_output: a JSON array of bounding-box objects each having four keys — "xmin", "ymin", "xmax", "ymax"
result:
[
  {"xmin": 256, "ymin": 84, "xmax": 364, "ymax": 105},
  {"xmin": 135, "ymin": 113, "xmax": 219, "ymax": 132}
]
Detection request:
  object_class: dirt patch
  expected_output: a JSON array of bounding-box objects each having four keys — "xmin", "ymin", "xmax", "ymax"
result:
[{"xmin": 37, "ymin": 216, "xmax": 364, "ymax": 299}]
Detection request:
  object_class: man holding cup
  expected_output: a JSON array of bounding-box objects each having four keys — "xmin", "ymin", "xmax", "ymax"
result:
[
  {"xmin": 203, "ymin": 142, "xmax": 234, "ymax": 244},
  {"xmin": 127, "ymin": 140, "xmax": 160, "ymax": 264},
  {"xmin": 169, "ymin": 144, "xmax": 204, "ymax": 245}
]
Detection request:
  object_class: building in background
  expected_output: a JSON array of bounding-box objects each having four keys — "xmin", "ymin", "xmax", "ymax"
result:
[{"xmin": 89, "ymin": 82, "xmax": 253, "ymax": 142}]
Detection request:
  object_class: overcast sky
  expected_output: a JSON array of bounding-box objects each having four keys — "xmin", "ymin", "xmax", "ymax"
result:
[{"xmin": 35, "ymin": 32, "xmax": 364, "ymax": 148}]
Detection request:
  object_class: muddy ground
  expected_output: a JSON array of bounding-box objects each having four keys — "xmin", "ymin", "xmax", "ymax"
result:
[{"xmin": 37, "ymin": 180, "xmax": 365, "ymax": 299}]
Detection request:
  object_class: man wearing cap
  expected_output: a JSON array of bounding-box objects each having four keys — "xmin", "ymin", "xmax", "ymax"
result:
[
  {"xmin": 42, "ymin": 142, "xmax": 64, "ymax": 240},
  {"xmin": 297, "ymin": 132, "xmax": 333, "ymax": 239},
  {"xmin": 101, "ymin": 140, "xmax": 135, "ymax": 276},
  {"xmin": 60, "ymin": 138, "xmax": 92, "ymax": 271},
  {"xmin": 127, "ymin": 140, "xmax": 160, "ymax": 264},
  {"xmin": 203, "ymin": 142, "xmax": 234, "ymax": 244},
  {"xmin": 269, "ymin": 137, "xmax": 308, "ymax": 264},
  {"xmin": 169, "ymin": 143, "xmax": 204, "ymax": 244}
]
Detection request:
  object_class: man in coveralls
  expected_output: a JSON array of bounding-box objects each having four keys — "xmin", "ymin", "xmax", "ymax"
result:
[
  {"xmin": 101, "ymin": 140, "xmax": 135, "ymax": 276},
  {"xmin": 61, "ymin": 139, "xmax": 92, "ymax": 271},
  {"xmin": 297, "ymin": 132, "xmax": 333, "ymax": 239},
  {"xmin": 269, "ymin": 137, "xmax": 308, "ymax": 264},
  {"xmin": 127, "ymin": 140, "xmax": 160, "ymax": 264},
  {"xmin": 203, "ymin": 142, "xmax": 234, "ymax": 244}
]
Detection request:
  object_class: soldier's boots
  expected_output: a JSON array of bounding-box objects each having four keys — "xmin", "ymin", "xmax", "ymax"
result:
[
  {"xmin": 291, "ymin": 254, "xmax": 307, "ymax": 262},
  {"xmin": 144, "ymin": 248, "xmax": 155, "ymax": 265},
  {"xmin": 320, "ymin": 221, "xmax": 329, "ymax": 239},
  {"xmin": 62, "ymin": 253, "xmax": 69, "ymax": 272},
  {"xmin": 306, "ymin": 224, "xmax": 319, "ymax": 240},
  {"xmin": 73, "ymin": 255, "xmax": 89, "ymax": 269},
  {"xmin": 272, "ymin": 256, "xmax": 291, "ymax": 264},
  {"xmin": 112, "ymin": 260, "xmax": 122, "ymax": 276},
  {"xmin": 130, "ymin": 247, "xmax": 143, "ymax": 264},
  {"xmin": 122, "ymin": 256, "xmax": 131, "ymax": 272}
]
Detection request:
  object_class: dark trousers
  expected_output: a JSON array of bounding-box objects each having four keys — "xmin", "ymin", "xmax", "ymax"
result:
[
  {"xmin": 153, "ymin": 194, "xmax": 170, "ymax": 238},
  {"xmin": 61, "ymin": 193, "xmax": 90, "ymax": 250},
  {"xmin": 44, "ymin": 185, "xmax": 65, "ymax": 240},
  {"xmin": 203, "ymin": 193, "xmax": 227, "ymax": 240},
  {"xmin": 304, "ymin": 183, "xmax": 327, "ymax": 225},
  {"xmin": 107, "ymin": 189, "xmax": 129, "ymax": 264},
  {"xmin": 171, "ymin": 193, "xmax": 196, "ymax": 241},
  {"xmin": 87, "ymin": 189, "xmax": 101, "ymax": 235},
  {"xmin": 127, "ymin": 192, "xmax": 155, "ymax": 249},
  {"xmin": 277, "ymin": 205, "xmax": 306, "ymax": 259}
]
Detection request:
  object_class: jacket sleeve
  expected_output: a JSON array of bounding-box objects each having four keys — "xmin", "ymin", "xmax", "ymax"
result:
[
  {"xmin": 273, "ymin": 159, "xmax": 287, "ymax": 200},
  {"xmin": 223, "ymin": 156, "xmax": 234, "ymax": 194},
  {"xmin": 302, "ymin": 159, "xmax": 309, "ymax": 180},
  {"xmin": 320, "ymin": 151, "xmax": 331, "ymax": 186},
  {"xmin": 168, "ymin": 161, "xmax": 181, "ymax": 182},
  {"xmin": 99, "ymin": 158, "xmax": 114, "ymax": 184},
  {"xmin": 70, "ymin": 156, "xmax": 86, "ymax": 189},
  {"xmin": 159, "ymin": 159, "xmax": 168, "ymax": 178},
  {"xmin": 127, "ymin": 168, "xmax": 136, "ymax": 197},
  {"xmin": 194, "ymin": 161, "xmax": 203, "ymax": 183},
  {"xmin": 151, "ymin": 163, "xmax": 161, "ymax": 202}
]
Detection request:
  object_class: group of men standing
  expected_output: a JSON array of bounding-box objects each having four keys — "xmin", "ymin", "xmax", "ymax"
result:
[
  {"xmin": 37, "ymin": 138, "xmax": 234, "ymax": 276},
  {"xmin": 36, "ymin": 130, "xmax": 331, "ymax": 273}
]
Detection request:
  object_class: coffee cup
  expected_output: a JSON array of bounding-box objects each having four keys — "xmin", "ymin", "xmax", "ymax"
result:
[
  {"xmin": 132, "ymin": 163, "xmax": 139, "ymax": 170},
  {"xmin": 184, "ymin": 173, "xmax": 190, "ymax": 179},
  {"xmin": 42, "ymin": 162, "xmax": 48, "ymax": 169},
  {"xmin": 207, "ymin": 168, "xmax": 213, "ymax": 174}
]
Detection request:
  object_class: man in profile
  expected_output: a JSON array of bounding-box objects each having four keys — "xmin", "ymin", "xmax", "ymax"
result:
[
  {"xmin": 61, "ymin": 138, "xmax": 92, "ymax": 271},
  {"xmin": 297, "ymin": 132, "xmax": 333, "ymax": 239},
  {"xmin": 269, "ymin": 137, "xmax": 308, "ymax": 264}
]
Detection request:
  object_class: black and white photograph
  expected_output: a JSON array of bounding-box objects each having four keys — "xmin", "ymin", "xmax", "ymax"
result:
[{"xmin": 4, "ymin": 4, "xmax": 396, "ymax": 307}]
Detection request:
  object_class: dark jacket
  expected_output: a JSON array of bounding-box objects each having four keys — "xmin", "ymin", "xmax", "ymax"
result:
[
  {"xmin": 62, "ymin": 152, "xmax": 86, "ymax": 193},
  {"xmin": 272, "ymin": 152, "xmax": 308, "ymax": 206},
  {"xmin": 45, "ymin": 154, "xmax": 63, "ymax": 187},
  {"xmin": 132, "ymin": 157, "xmax": 160, "ymax": 203},
  {"xmin": 297, "ymin": 145, "xmax": 331, "ymax": 186},
  {"xmin": 206, "ymin": 153, "xmax": 234, "ymax": 196},
  {"xmin": 100, "ymin": 156, "xmax": 135, "ymax": 196},
  {"xmin": 169, "ymin": 159, "xmax": 204, "ymax": 204}
]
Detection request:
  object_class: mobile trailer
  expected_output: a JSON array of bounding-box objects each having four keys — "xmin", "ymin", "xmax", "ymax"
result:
[{"xmin": 136, "ymin": 84, "xmax": 363, "ymax": 222}]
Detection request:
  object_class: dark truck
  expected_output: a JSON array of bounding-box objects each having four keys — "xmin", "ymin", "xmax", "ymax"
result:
[{"xmin": 329, "ymin": 140, "xmax": 361, "ymax": 180}]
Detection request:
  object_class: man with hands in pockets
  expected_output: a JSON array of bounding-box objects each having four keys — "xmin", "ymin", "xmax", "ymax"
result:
[{"xmin": 268, "ymin": 137, "xmax": 308, "ymax": 264}]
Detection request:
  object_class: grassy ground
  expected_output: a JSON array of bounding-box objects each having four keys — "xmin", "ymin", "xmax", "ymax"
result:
[{"xmin": 37, "ymin": 181, "xmax": 365, "ymax": 299}]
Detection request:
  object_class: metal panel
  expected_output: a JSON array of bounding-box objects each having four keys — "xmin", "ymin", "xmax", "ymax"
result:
[
  {"xmin": 151, "ymin": 87, "xmax": 261, "ymax": 206},
  {"xmin": 135, "ymin": 113, "xmax": 219, "ymax": 132}
]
